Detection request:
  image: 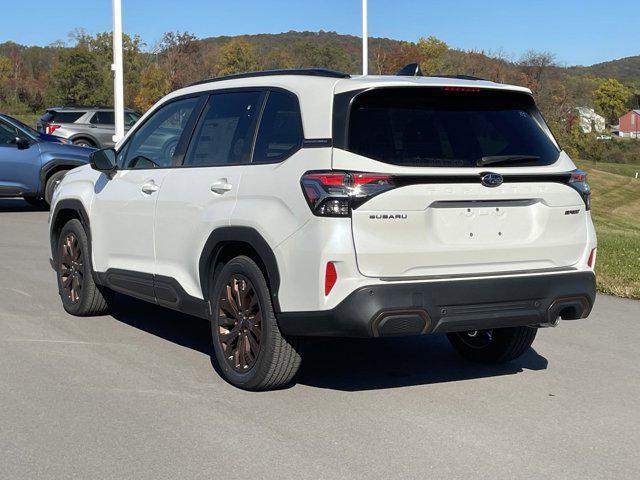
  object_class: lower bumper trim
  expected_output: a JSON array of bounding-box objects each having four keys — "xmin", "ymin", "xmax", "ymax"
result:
[{"xmin": 277, "ymin": 271, "xmax": 596, "ymax": 338}]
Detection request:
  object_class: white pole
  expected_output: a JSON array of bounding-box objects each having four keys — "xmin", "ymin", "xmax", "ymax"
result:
[
  {"xmin": 362, "ymin": 0, "xmax": 368, "ymax": 76},
  {"xmin": 112, "ymin": 0, "xmax": 125, "ymax": 144}
]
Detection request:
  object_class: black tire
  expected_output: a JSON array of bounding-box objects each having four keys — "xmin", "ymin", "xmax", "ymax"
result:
[
  {"xmin": 447, "ymin": 326, "xmax": 537, "ymax": 364},
  {"xmin": 55, "ymin": 218, "xmax": 113, "ymax": 316},
  {"xmin": 210, "ymin": 256, "xmax": 301, "ymax": 391},
  {"xmin": 73, "ymin": 138, "xmax": 95, "ymax": 148},
  {"xmin": 44, "ymin": 170, "xmax": 67, "ymax": 206}
]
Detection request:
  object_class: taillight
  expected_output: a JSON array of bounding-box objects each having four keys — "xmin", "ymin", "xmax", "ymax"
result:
[
  {"xmin": 45, "ymin": 123, "xmax": 61, "ymax": 135},
  {"xmin": 301, "ymin": 171, "xmax": 396, "ymax": 217},
  {"xmin": 567, "ymin": 169, "xmax": 591, "ymax": 210},
  {"xmin": 325, "ymin": 262, "xmax": 337, "ymax": 295},
  {"xmin": 587, "ymin": 248, "xmax": 596, "ymax": 268}
]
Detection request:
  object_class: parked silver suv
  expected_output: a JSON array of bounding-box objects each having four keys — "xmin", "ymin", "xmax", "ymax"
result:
[{"xmin": 37, "ymin": 107, "xmax": 141, "ymax": 148}]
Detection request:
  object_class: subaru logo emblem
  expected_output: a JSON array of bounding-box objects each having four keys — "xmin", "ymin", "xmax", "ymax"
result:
[{"xmin": 481, "ymin": 172, "xmax": 503, "ymax": 188}]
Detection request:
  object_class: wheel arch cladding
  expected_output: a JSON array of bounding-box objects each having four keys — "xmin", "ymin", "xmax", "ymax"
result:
[
  {"xmin": 39, "ymin": 160, "xmax": 85, "ymax": 196},
  {"xmin": 199, "ymin": 227, "xmax": 282, "ymax": 311},
  {"xmin": 50, "ymin": 199, "xmax": 91, "ymax": 262}
]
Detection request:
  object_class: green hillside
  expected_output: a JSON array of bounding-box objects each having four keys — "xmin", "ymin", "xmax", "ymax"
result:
[{"xmin": 577, "ymin": 160, "xmax": 640, "ymax": 298}]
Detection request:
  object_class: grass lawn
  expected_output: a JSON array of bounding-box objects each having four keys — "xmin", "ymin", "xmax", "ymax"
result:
[{"xmin": 576, "ymin": 160, "xmax": 640, "ymax": 299}]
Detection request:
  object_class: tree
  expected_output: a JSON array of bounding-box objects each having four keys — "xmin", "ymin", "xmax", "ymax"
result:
[
  {"xmin": 261, "ymin": 48, "xmax": 294, "ymax": 71},
  {"xmin": 157, "ymin": 31, "xmax": 204, "ymax": 88},
  {"xmin": 518, "ymin": 50, "xmax": 557, "ymax": 93},
  {"xmin": 290, "ymin": 42, "xmax": 352, "ymax": 72},
  {"xmin": 417, "ymin": 36, "xmax": 448, "ymax": 75},
  {"xmin": 48, "ymin": 47, "xmax": 104, "ymax": 105},
  {"xmin": 594, "ymin": 78, "xmax": 632, "ymax": 124},
  {"xmin": 215, "ymin": 39, "xmax": 261, "ymax": 76},
  {"xmin": 0, "ymin": 56, "xmax": 11, "ymax": 83},
  {"xmin": 134, "ymin": 63, "xmax": 171, "ymax": 112}
]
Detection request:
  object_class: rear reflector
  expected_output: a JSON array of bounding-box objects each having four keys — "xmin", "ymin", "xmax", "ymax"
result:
[
  {"xmin": 587, "ymin": 248, "xmax": 596, "ymax": 268},
  {"xmin": 325, "ymin": 262, "xmax": 337, "ymax": 296}
]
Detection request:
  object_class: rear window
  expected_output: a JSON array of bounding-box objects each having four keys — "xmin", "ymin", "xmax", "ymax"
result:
[
  {"xmin": 346, "ymin": 88, "xmax": 560, "ymax": 168},
  {"xmin": 45, "ymin": 111, "xmax": 85, "ymax": 124}
]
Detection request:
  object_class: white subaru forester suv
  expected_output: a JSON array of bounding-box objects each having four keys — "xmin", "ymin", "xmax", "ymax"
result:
[{"xmin": 49, "ymin": 68, "xmax": 597, "ymax": 390}]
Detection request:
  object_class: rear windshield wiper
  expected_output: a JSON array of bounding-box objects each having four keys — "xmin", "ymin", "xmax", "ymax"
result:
[{"xmin": 477, "ymin": 155, "xmax": 540, "ymax": 167}]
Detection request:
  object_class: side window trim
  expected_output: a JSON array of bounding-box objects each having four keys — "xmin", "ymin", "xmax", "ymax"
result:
[
  {"xmin": 115, "ymin": 93, "xmax": 205, "ymax": 170},
  {"xmin": 177, "ymin": 88, "xmax": 268, "ymax": 168},
  {"xmin": 249, "ymin": 87, "xmax": 304, "ymax": 165}
]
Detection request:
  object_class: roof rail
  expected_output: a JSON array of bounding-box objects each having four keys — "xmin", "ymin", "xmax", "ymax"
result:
[
  {"xmin": 47, "ymin": 105, "xmax": 135, "ymax": 111},
  {"xmin": 189, "ymin": 68, "xmax": 350, "ymax": 86}
]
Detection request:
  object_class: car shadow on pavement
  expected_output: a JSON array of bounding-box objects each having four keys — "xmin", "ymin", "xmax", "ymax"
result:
[
  {"xmin": 109, "ymin": 294, "xmax": 548, "ymax": 392},
  {"xmin": 0, "ymin": 198, "xmax": 47, "ymax": 212},
  {"xmin": 296, "ymin": 336, "xmax": 548, "ymax": 391},
  {"xmin": 110, "ymin": 294, "xmax": 213, "ymax": 355}
]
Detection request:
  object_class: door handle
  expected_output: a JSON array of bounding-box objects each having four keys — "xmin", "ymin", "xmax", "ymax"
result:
[
  {"xmin": 211, "ymin": 179, "xmax": 233, "ymax": 194},
  {"xmin": 141, "ymin": 181, "xmax": 159, "ymax": 195}
]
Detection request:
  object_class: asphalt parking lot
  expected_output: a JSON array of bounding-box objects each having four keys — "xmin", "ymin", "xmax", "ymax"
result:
[{"xmin": 0, "ymin": 198, "xmax": 639, "ymax": 480}]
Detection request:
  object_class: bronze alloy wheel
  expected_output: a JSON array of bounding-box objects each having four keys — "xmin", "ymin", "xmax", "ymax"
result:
[
  {"xmin": 217, "ymin": 274, "xmax": 262, "ymax": 372},
  {"xmin": 59, "ymin": 233, "xmax": 84, "ymax": 303}
]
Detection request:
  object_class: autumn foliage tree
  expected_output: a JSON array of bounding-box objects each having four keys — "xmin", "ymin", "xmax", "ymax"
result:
[
  {"xmin": 215, "ymin": 39, "xmax": 261, "ymax": 76},
  {"xmin": 134, "ymin": 63, "xmax": 171, "ymax": 111},
  {"xmin": 594, "ymin": 78, "xmax": 632, "ymax": 124}
]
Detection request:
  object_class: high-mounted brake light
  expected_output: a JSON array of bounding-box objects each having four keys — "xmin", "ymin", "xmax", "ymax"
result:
[
  {"xmin": 301, "ymin": 171, "xmax": 396, "ymax": 217},
  {"xmin": 567, "ymin": 169, "xmax": 591, "ymax": 210},
  {"xmin": 442, "ymin": 87, "xmax": 481, "ymax": 93}
]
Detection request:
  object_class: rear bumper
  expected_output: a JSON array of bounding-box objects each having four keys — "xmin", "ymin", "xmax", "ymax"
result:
[{"xmin": 277, "ymin": 271, "xmax": 596, "ymax": 338}]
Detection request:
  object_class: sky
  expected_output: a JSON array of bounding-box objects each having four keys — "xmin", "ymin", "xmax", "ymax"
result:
[{"xmin": 1, "ymin": 0, "xmax": 638, "ymax": 66}]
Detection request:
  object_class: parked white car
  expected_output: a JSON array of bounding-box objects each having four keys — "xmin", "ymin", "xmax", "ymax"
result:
[{"xmin": 49, "ymin": 68, "xmax": 597, "ymax": 390}]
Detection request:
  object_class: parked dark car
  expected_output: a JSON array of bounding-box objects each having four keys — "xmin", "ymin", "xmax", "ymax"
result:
[
  {"xmin": 0, "ymin": 113, "xmax": 93, "ymax": 206},
  {"xmin": 0, "ymin": 114, "xmax": 72, "ymax": 145}
]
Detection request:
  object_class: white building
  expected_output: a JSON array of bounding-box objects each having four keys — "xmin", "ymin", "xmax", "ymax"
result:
[{"xmin": 575, "ymin": 107, "xmax": 606, "ymax": 134}]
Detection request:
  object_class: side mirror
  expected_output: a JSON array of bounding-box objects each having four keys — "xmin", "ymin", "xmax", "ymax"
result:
[
  {"xmin": 90, "ymin": 148, "xmax": 117, "ymax": 176},
  {"xmin": 15, "ymin": 137, "xmax": 31, "ymax": 150}
]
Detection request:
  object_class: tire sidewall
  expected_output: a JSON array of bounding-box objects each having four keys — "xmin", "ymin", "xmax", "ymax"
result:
[
  {"xmin": 45, "ymin": 170, "xmax": 67, "ymax": 206},
  {"xmin": 56, "ymin": 219, "xmax": 91, "ymax": 315},
  {"xmin": 210, "ymin": 256, "xmax": 275, "ymax": 390}
]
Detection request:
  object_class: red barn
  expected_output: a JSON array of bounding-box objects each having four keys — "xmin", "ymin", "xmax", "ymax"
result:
[{"xmin": 619, "ymin": 110, "xmax": 640, "ymax": 138}]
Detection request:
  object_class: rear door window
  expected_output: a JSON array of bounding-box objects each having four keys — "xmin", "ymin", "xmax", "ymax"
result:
[
  {"xmin": 345, "ymin": 88, "xmax": 560, "ymax": 168},
  {"xmin": 184, "ymin": 91, "xmax": 263, "ymax": 167},
  {"xmin": 90, "ymin": 111, "xmax": 115, "ymax": 125}
]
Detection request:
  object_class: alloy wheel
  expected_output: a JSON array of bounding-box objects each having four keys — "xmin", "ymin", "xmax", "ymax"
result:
[
  {"xmin": 217, "ymin": 274, "xmax": 262, "ymax": 372},
  {"xmin": 59, "ymin": 233, "xmax": 84, "ymax": 303}
]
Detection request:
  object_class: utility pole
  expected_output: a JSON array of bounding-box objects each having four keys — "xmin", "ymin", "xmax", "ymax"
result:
[
  {"xmin": 362, "ymin": 0, "xmax": 368, "ymax": 76},
  {"xmin": 112, "ymin": 0, "xmax": 125, "ymax": 144}
]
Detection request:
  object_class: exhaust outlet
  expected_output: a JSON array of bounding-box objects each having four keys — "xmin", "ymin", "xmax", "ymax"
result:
[
  {"xmin": 542, "ymin": 296, "xmax": 591, "ymax": 328},
  {"xmin": 538, "ymin": 316, "xmax": 560, "ymax": 328}
]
